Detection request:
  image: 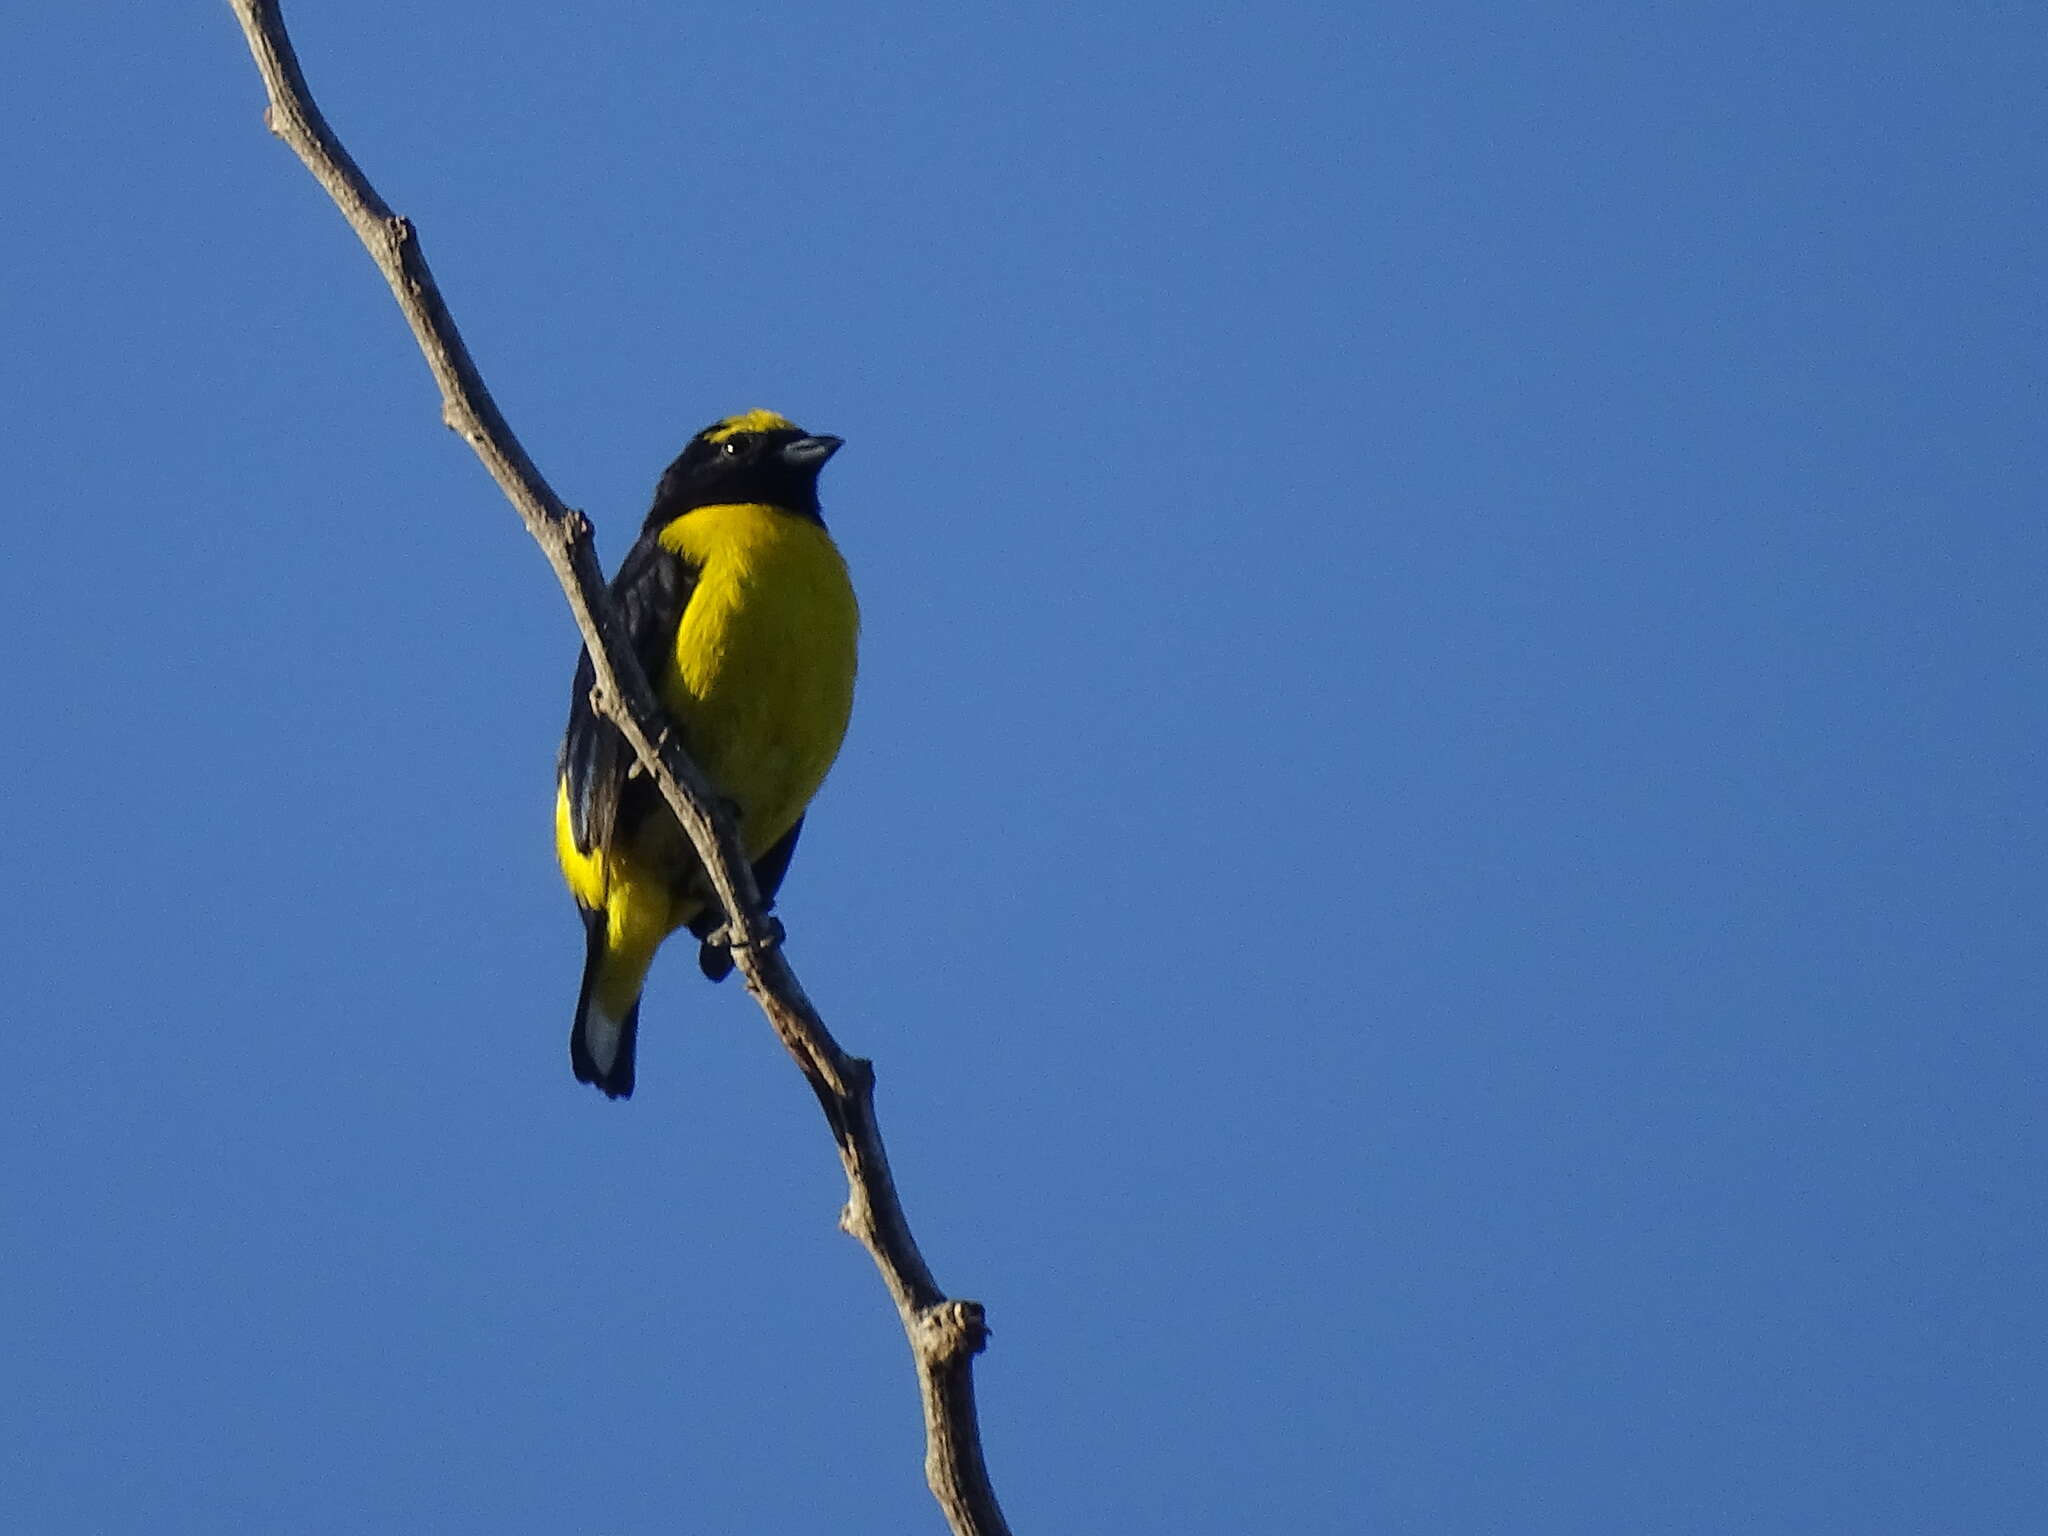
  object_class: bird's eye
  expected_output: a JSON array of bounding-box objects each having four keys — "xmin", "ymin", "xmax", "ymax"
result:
[{"xmin": 719, "ymin": 434, "xmax": 749, "ymax": 457}]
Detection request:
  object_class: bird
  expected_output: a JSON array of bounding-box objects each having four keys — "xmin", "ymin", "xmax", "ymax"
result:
[{"xmin": 553, "ymin": 410, "xmax": 859, "ymax": 1098}]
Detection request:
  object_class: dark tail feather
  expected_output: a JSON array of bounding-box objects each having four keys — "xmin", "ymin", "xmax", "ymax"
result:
[{"xmin": 569, "ymin": 907, "xmax": 638, "ymax": 1099}]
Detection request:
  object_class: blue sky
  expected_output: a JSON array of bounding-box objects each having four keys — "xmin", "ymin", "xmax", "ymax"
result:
[{"xmin": 3, "ymin": 3, "xmax": 2042, "ymax": 1532}]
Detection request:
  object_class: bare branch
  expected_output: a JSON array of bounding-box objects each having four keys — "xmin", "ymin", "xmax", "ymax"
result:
[{"xmin": 224, "ymin": 5, "xmax": 1011, "ymax": 1531}]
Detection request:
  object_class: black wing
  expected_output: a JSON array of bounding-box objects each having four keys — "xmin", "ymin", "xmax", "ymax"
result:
[{"xmin": 557, "ymin": 531, "xmax": 698, "ymax": 866}]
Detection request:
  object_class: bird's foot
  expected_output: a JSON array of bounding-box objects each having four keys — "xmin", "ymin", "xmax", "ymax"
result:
[{"xmin": 696, "ymin": 914, "xmax": 786, "ymax": 982}]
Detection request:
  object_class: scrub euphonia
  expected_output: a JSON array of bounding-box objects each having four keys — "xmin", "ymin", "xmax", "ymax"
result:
[{"xmin": 554, "ymin": 410, "xmax": 859, "ymax": 1098}]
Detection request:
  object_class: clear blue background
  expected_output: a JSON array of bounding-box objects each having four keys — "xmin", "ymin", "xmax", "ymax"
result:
[{"xmin": 3, "ymin": 4, "xmax": 2042, "ymax": 1532}]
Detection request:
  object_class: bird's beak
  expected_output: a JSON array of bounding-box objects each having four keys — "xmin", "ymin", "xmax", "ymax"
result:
[{"xmin": 779, "ymin": 434, "xmax": 843, "ymax": 469}]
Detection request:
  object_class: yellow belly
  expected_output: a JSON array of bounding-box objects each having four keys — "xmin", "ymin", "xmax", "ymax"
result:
[
  {"xmin": 657, "ymin": 501, "xmax": 860, "ymax": 860},
  {"xmin": 553, "ymin": 498, "xmax": 856, "ymax": 1013}
]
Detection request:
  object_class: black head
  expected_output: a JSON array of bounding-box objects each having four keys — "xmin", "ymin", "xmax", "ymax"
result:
[{"xmin": 646, "ymin": 410, "xmax": 842, "ymax": 528}]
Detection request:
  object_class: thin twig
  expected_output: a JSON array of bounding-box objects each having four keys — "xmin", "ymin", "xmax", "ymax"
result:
[{"xmin": 224, "ymin": 6, "xmax": 1011, "ymax": 1532}]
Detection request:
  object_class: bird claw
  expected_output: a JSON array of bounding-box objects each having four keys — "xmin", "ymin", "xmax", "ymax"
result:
[{"xmin": 696, "ymin": 914, "xmax": 785, "ymax": 981}]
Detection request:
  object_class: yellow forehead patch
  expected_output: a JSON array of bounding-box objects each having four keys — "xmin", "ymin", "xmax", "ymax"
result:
[{"xmin": 703, "ymin": 409, "xmax": 799, "ymax": 442}]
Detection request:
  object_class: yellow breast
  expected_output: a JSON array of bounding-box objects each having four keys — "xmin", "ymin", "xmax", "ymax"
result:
[{"xmin": 656, "ymin": 502, "xmax": 860, "ymax": 858}]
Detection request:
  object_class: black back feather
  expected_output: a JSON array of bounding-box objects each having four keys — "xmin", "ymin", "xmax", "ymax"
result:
[{"xmin": 558, "ymin": 532, "xmax": 698, "ymax": 866}]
